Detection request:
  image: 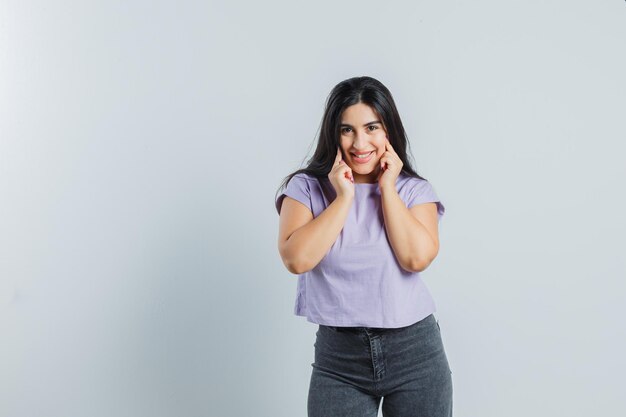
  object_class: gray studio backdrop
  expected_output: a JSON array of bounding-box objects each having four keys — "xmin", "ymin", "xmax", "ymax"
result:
[{"xmin": 1, "ymin": 1, "xmax": 625, "ymax": 416}]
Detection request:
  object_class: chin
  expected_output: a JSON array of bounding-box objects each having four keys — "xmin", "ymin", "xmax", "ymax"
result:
[{"xmin": 351, "ymin": 166, "xmax": 373, "ymax": 174}]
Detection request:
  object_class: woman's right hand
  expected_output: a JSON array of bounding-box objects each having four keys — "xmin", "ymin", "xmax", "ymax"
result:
[{"xmin": 329, "ymin": 148, "xmax": 355, "ymax": 199}]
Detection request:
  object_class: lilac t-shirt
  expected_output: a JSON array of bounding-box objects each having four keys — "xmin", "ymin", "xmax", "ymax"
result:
[{"xmin": 275, "ymin": 172, "xmax": 445, "ymax": 328}]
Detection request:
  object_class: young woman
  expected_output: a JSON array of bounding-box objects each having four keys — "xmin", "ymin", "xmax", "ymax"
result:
[{"xmin": 275, "ymin": 76, "xmax": 452, "ymax": 417}]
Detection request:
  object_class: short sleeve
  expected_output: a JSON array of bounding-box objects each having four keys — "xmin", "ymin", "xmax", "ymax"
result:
[
  {"xmin": 406, "ymin": 179, "xmax": 445, "ymax": 219},
  {"xmin": 275, "ymin": 174, "xmax": 312, "ymax": 215}
]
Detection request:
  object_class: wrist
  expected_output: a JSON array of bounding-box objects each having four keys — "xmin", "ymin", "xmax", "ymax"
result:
[
  {"xmin": 334, "ymin": 194, "xmax": 354, "ymax": 205},
  {"xmin": 379, "ymin": 184, "xmax": 398, "ymax": 196}
]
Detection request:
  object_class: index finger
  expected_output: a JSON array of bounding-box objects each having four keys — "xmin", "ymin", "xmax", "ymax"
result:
[
  {"xmin": 334, "ymin": 147, "xmax": 343, "ymax": 165},
  {"xmin": 385, "ymin": 138, "xmax": 396, "ymax": 155}
]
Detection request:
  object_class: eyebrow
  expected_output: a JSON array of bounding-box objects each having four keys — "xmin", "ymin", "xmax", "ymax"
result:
[{"xmin": 340, "ymin": 120, "xmax": 381, "ymax": 128}]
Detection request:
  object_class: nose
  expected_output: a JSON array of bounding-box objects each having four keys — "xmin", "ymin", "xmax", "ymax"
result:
[{"xmin": 352, "ymin": 130, "xmax": 369, "ymax": 150}]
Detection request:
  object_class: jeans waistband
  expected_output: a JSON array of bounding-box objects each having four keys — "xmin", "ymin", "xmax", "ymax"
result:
[{"xmin": 322, "ymin": 314, "xmax": 435, "ymax": 335}]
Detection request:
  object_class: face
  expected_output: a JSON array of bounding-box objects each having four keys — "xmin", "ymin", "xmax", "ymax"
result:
[{"xmin": 339, "ymin": 102, "xmax": 388, "ymax": 183}]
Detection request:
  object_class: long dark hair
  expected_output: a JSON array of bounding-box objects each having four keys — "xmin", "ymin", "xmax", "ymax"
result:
[{"xmin": 276, "ymin": 76, "xmax": 427, "ymax": 202}]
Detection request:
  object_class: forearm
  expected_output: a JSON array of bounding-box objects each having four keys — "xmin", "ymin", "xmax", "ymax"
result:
[
  {"xmin": 380, "ymin": 186, "xmax": 437, "ymax": 272},
  {"xmin": 283, "ymin": 195, "xmax": 353, "ymax": 273}
]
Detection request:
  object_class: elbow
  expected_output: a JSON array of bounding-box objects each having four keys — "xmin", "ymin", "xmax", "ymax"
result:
[
  {"xmin": 280, "ymin": 252, "xmax": 312, "ymax": 275},
  {"xmin": 285, "ymin": 258, "xmax": 312, "ymax": 275},
  {"xmin": 403, "ymin": 260, "xmax": 428, "ymax": 273},
  {"xmin": 284, "ymin": 259, "xmax": 304, "ymax": 274},
  {"xmin": 279, "ymin": 240, "xmax": 307, "ymax": 274},
  {"xmin": 402, "ymin": 256, "xmax": 434, "ymax": 273},
  {"xmin": 405, "ymin": 244, "xmax": 440, "ymax": 273}
]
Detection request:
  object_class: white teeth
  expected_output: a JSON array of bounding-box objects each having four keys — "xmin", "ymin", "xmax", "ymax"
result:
[{"xmin": 354, "ymin": 152, "xmax": 372, "ymax": 159}]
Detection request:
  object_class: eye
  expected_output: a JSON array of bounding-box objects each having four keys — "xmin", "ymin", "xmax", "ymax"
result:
[
  {"xmin": 341, "ymin": 127, "xmax": 352, "ymax": 134},
  {"xmin": 368, "ymin": 125, "xmax": 378, "ymax": 131}
]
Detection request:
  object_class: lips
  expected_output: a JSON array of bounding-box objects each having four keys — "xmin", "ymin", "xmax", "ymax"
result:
[
  {"xmin": 351, "ymin": 151, "xmax": 374, "ymax": 164},
  {"xmin": 351, "ymin": 151, "xmax": 374, "ymax": 157}
]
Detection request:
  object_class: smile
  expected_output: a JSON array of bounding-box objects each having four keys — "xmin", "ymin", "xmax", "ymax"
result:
[{"xmin": 351, "ymin": 151, "xmax": 374, "ymax": 164}]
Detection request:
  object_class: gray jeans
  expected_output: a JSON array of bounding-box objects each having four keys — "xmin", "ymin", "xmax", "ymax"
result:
[{"xmin": 308, "ymin": 313, "xmax": 453, "ymax": 417}]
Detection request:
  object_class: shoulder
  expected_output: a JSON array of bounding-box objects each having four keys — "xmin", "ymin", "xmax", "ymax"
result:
[
  {"xmin": 397, "ymin": 173, "xmax": 444, "ymax": 216},
  {"xmin": 397, "ymin": 172, "xmax": 430, "ymax": 191},
  {"xmin": 276, "ymin": 172, "xmax": 326, "ymax": 215},
  {"xmin": 289, "ymin": 172, "xmax": 320, "ymax": 184},
  {"xmin": 288, "ymin": 172, "xmax": 332, "ymax": 192},
  {"xmin": 291, "ymin": 172, "xmax": 330, "ymax": 184}
]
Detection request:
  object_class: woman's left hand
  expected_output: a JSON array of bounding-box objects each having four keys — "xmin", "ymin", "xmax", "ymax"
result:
[{"xmin": 377, "ymin": 138, "xmax": 403, "ymax": 190}]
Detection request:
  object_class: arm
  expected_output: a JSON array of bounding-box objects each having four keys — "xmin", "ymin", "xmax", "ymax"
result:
[
  {"xmin": 278, "ymin": 195, "xmax": 353, "ymax": 274},
  {"xmin": 380, "ymin": 185, "xmax": 440, "ymax": 272}
]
